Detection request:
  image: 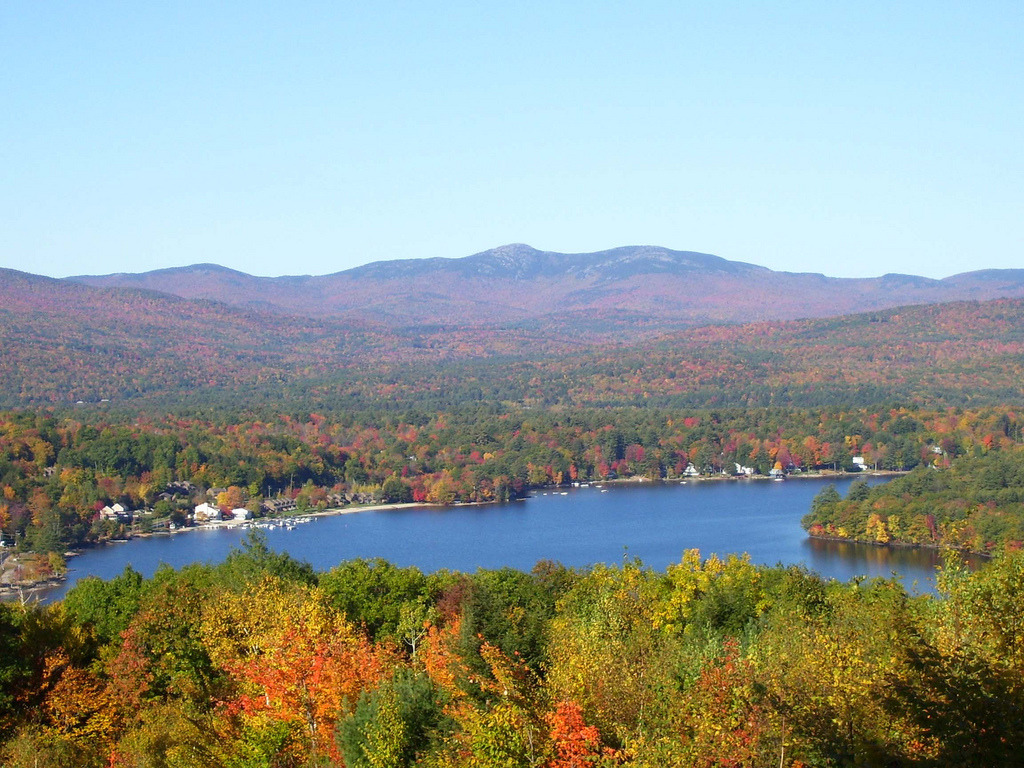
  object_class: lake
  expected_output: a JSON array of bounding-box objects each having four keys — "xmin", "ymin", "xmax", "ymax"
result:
[{"xmin": 33, "ymin": 475, "xmax": 949, "ymax": 602}]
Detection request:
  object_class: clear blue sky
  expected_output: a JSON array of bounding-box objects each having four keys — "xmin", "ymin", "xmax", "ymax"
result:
[{"xmin": 2, "ymin": 2, "xmax": 1021, "ymax": 279}]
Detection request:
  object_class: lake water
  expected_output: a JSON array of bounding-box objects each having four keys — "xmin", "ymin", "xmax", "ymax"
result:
[
  {"xmin": 36, "ymin": 475, "xmax": 950, "ymax": 602},
  {"xmin": 32, "ymin": 475, "xmax": 949, "ymax": 602}
]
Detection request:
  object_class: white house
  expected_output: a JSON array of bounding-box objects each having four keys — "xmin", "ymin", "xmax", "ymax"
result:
[
  {"xmin": 193, "ymin": 502, "xmax": 222, "ymax": 522},
  {"xmin": 100, "ymin": 503, "xmax": 133, "ymax": 521},
  {"xmin": 231, "ymin": 507, "xmax": 253, "ymax": 521}
]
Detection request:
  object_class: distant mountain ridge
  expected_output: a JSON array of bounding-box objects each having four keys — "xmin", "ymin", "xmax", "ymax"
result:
[
  {"xmin": 7, "ymin": 259, "xmax": 1024, "ymax": 409},
  {"xmin": 64, "ymin": 245, "xmax": 1024, "ymax": 329},
  {"xmin": 343, "ymin": 244, "xmax": 763, "ymax": 280}
]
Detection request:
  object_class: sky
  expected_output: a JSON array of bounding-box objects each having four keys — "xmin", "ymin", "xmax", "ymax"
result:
[{"xmin": 2, "ymin": 2, "xmax": 1021, "ymax": 280}]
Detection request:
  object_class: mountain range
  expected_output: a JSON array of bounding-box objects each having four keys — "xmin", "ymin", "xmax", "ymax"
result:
[
  {"xmin": 4, "ymin": 244, "xmax": 1024, "ymax": 408},
  {"xmin": 67, "ymin": 244, "xmax": 1024, "ymax": 329}
]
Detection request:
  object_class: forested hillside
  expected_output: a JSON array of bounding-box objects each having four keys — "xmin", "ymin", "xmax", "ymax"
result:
[
  {"xmin": 0, "ymin": 268, "xmax": 389, "ymax": 405},
  {"xmin": 6, "ymin": 268, "xmax": 1024, "ymax": 556},
  {"xmin": 6, "ymin": 262, "xmax": 1024, "ymax": 411},
  {"xmin": 354, "ymin": 298, "xmax": 1024, "ymax": 411}
]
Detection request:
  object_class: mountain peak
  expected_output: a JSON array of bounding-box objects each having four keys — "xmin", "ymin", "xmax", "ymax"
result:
[
  {"xmin": 479, "ymin": 243, "xmax": 540, "ymax": 258},
  {"xmin": 455, "ymin": 244, "xmax": 761, "ymax": 280},
  {"xmin": 463, "ymin": 244, "xmax": 548, "ymax": 277}
]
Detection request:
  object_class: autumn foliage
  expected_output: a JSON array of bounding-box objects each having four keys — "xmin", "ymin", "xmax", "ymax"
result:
[{"xmin": 3, "ymin": 536, "xmax": 1024, "ymax": 766}]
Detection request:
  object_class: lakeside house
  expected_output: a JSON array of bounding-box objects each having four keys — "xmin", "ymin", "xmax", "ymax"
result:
[
  {"xmin": 193, "ymin": 502, "xmax": 222, "ymax": 522},
  {"xmin": 100, "ymin": 503, "xmax": 133, "ymax": 522},
  {"xmin": 262, "ymin": 498, "xmax": 297, "ymax": 515}
]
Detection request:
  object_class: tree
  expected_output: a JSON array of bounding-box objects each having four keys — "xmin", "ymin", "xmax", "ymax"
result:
[
  {"xmin": 545, "ymin": 561, "xmax": 670, "ymax": 741},
  {"xmin": 381, "ymin": 475, "xmax": 412, "ymax": 504},
  {"xmin": 458, "ymin": 568, "xmax": 555, "ymax": 680},
  {"xmin": 319, "ymin": 559, "xmax": 431, "ymax": 642},
  {"xmin": 546, "ymin": 700, "xmax": 603, "ymax": 768},
  {"xmin": 216, "ymin": 486, "xmax": 246, "ymax": 511},
  {"xmin": 106, "ymin": 570, "xmax": 218, "ymax": 711},
  {"xmin": 202, "ymin": 576, "xmax": 392, "ymax": 764},
  {"xmin": 63, "ymin": 566, "xmax": 144, "ymax": 647},
  {"xmin": 216, "ymin": 529, "xmax": 316, "ymax": 587},
  {"xmin": 337, "ymin": 670, "xmax": 446, "ymax": 768},
  {"xmin": 0, "ymin": 603, "xmax": 29, "ymax": 734},
  {"xmin": 36, "ymin": 650, "xmax": 122, "ymax": 750}
]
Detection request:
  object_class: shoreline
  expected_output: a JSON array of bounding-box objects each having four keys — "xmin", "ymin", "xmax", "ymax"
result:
[
  {"xmin": 0, "ymin": 502, "xmax": 431, "ymax": 598},
  {"xmin": 582, "ymin": 469, "xmax": 905, "ymax": 486},
  {"xmin": 137, "ymin": 500, "xmax": 442, "ymax": 536},
  {"xmin": 0, "ymin": 575, "xmax": 66, "ymax": 600},
  {"xmin": 806, "ymin": 532, "xmax": 992, "ymax": 560},
  {"xmin": 2, "ymin": 471, "xmax": 905, "ymax": 596}
]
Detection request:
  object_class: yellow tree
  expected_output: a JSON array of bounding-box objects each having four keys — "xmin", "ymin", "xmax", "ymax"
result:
[
  {"xmin": 753, "ymin": 582, "xmax": 940, "ymax": 766},
  {"xmin": 37, "ymin": 650, "xmax": 122, "ymax": 751},
  {"xmin": 215, "ymin": 485, "xmax": 246, "ymax": 511},
  {"xmin": 545, "ymin": 562, "xmax": 669, "ymax": 743}
]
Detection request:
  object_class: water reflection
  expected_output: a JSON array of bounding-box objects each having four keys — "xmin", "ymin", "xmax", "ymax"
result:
[
  {"xmin": 802, "ymin": 537, "xmax": 983, "ymax": 592},
  {"xmin": 803, "ymin": 537, "xmax": 938, "ymax": 586}
]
